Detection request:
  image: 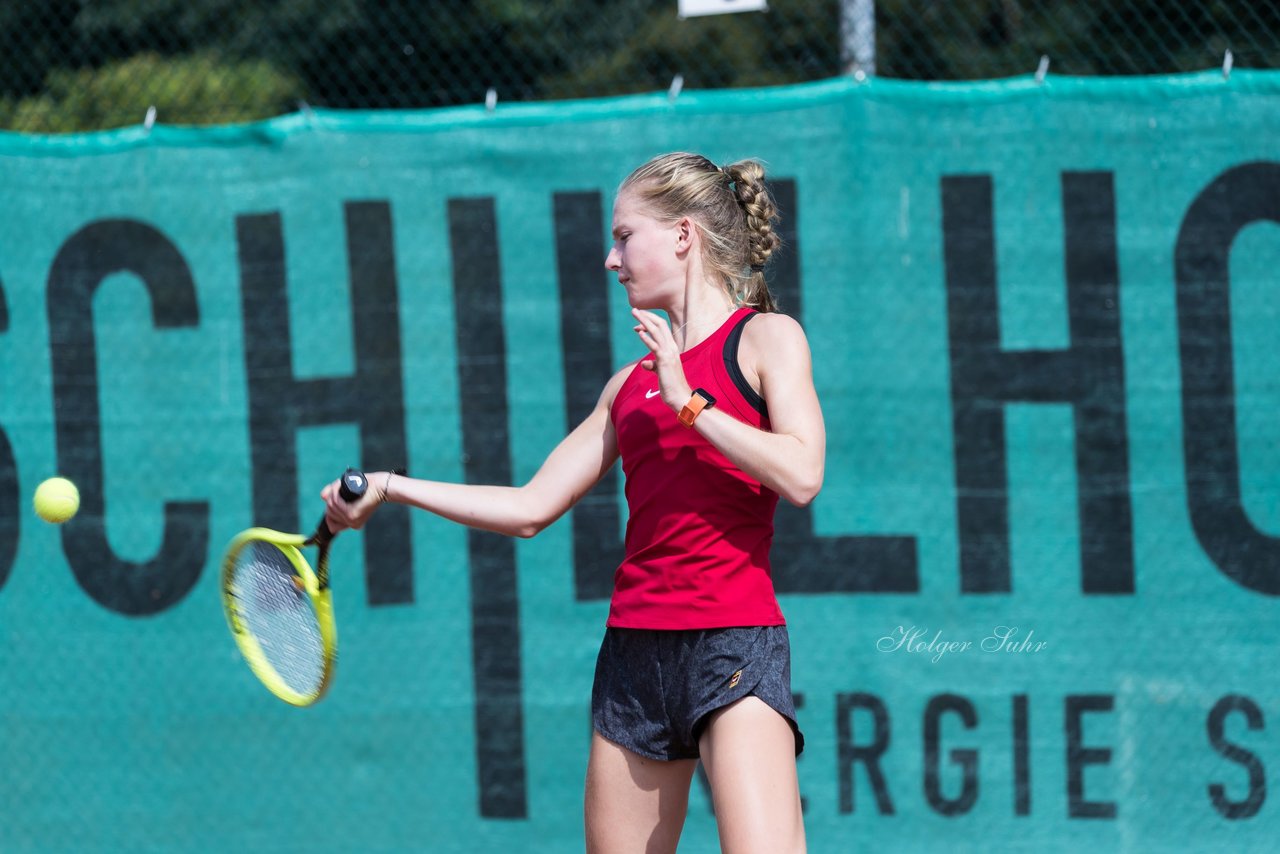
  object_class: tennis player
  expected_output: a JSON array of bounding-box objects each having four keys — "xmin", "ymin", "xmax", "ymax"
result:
[{"xmin": 323, "ymin": 152, "xmax": 822, "ymax": 853}]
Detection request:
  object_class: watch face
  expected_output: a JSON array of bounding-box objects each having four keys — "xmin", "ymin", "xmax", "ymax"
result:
[{"xmin": 694, "ymin": 387, "xmax": 717, "ymax": 408}]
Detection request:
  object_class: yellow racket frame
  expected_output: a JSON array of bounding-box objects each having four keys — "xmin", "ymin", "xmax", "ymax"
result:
[{"xmin": 221, "ymin": 527, "xmax": 337, "ymax": 707}]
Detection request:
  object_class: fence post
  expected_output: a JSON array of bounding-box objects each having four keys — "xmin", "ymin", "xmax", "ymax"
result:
[{"xmin": 840, "ymin": 0, "xmax": 876, "ymax": 76}]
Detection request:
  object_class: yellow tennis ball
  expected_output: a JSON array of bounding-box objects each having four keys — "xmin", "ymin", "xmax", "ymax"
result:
[{"xmin": 34, "ymin": 477, "xmax": 79, "ymax": 524}]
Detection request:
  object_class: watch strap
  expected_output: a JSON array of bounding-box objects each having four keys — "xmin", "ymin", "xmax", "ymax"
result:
[{"xmin": 678, "ymin": 388, "xmax": 716, "ymax": 427}]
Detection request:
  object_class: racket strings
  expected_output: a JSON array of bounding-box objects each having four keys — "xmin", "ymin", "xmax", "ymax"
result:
[{"xmin": 233, "ymin": 542, "xmax": 325, "ymax": 695}]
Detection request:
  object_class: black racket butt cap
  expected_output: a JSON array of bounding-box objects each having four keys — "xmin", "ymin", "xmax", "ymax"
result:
[{"xmin": 339, "ymin": 468, "xmax": 368, "ymax": 503}]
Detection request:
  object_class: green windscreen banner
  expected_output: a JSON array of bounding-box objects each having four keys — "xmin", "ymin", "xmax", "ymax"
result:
[{"xmin": 1, "ymin": 70, "xmax": 1278, "ymax": 851}]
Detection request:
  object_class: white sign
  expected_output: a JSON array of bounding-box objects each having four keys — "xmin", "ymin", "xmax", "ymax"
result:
[{"xmin": 678, "ymin": 0, "xmax": 768, "ymax": 18}]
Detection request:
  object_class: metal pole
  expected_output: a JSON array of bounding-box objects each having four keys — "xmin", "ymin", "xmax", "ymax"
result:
[{"xmin": 840, "ymin": 0, "xmax": 876, "ymax": 77}]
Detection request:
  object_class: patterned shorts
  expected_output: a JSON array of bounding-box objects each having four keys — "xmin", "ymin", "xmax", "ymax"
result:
[{"xmin": 591, "ymin": 625, "xmax": 804, "ymax": 761}]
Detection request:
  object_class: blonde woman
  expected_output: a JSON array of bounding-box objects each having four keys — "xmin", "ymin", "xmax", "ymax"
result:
[{"xmin": 325, "ymin": 152, "xmax": 824, "ymax": 853}]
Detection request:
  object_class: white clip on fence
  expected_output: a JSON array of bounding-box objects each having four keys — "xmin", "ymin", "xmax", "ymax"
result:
[{"xmin": 668, "ymin": 74, "xmax": 684, "ymax": 102}]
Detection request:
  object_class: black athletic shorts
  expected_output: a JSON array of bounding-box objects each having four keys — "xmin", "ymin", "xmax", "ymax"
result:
[{"xmin": 591, "ymin": 625, "xmax": 804, "ymax": 761}]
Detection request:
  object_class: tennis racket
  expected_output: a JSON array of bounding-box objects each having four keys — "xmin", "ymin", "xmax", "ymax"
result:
[{"xmin": 221, "ymin": 467, "xmax": 368, "ymax": 706}]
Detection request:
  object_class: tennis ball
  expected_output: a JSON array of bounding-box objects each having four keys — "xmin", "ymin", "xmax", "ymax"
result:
[{"xmin": 34, "ymin": 476, "xmax": 79, "ymax": 524}]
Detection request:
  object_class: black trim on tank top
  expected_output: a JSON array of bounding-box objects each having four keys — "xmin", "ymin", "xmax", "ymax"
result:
[{"xmin": 723, "ymin": 312, "xmax": 768, "ymax": 418}]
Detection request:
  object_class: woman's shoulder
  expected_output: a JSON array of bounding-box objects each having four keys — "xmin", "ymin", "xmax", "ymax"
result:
[
  {"xmin": 741, "ymin": 311, "xmax": 811, "ymax": 358},
  {"xmin": 598, "ymin": 358, "xmax": 645, "ymax": 411},
  {"xmin": 745, "ymin": 309, "xmax": 804, "ymax": 334}
]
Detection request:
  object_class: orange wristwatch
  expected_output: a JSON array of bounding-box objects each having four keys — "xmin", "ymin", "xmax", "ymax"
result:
[{"xmin": 678, "ymin": 388, "xmax": 717, "ymax": 427}]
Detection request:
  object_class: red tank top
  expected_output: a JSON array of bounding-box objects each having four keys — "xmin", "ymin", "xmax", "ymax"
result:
[{"xmin": 607, "ymin": 307, "xmax": 784, "ymax": 629}]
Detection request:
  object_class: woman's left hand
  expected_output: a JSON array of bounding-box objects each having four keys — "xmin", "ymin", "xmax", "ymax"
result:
[{"xmin": 631, "ymin": 308, "xmax": 692, "ymax": 412}]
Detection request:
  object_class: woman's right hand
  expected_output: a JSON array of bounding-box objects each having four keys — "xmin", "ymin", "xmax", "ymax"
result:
[{"xmin": 321, "ymin": 470, "xmax": 390, "ymax": 532}]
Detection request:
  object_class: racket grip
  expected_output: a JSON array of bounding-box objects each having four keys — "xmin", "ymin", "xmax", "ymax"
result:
[
  {"xmin": 312, "ymin": 468, "xmax": 369, "ymax": 545},
  {"xmin": 338, "ymin": 468, "xmax": 368, "ymax": 503}
]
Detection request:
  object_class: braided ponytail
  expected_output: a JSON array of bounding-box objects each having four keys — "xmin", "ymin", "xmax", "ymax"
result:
[{"xmin": 723, "ymin": 160, "xmax": 780, "ymax": 312}]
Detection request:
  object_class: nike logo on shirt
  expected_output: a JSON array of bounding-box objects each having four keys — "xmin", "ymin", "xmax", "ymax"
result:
[{"xmin": 646, "ymin": 389, "xmax": 661, "ymax": 399}]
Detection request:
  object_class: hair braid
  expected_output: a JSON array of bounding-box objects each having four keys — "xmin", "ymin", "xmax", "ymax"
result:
[
  {"xmin": 721, "ymin": 160, "xmax": 780, "ymax": 311},
  {"xmin": 724, "ymin": 161, "xmax": 781, "ymax": 271}
]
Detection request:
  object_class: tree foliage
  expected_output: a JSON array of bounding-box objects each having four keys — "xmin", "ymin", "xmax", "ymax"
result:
[
  {"xmin": 0, "ymin": 1, "xmax": 1275, "ymax": 132},
  {"xmin": 0, "ymin": 52, "xmax": 301, "ymax": 133}
]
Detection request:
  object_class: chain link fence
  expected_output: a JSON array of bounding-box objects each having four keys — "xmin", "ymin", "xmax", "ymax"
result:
[{"xmin": 1, "ymin": 1, "xmax": 1279, "ymax": 131}]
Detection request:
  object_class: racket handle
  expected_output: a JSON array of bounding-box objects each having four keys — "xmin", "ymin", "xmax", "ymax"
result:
[
  {"xmin": 313, "ymin": 468, "xmax": 368, "ymax": 544},
  {"xmin": 338, "ymin": 468, "xmax": 368, "ymax": 503}
]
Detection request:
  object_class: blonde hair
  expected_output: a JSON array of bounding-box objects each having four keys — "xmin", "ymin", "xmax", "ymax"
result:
[{"xmin": 619, "ymin": 152, "xmax": 781, "ymax": 312}]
